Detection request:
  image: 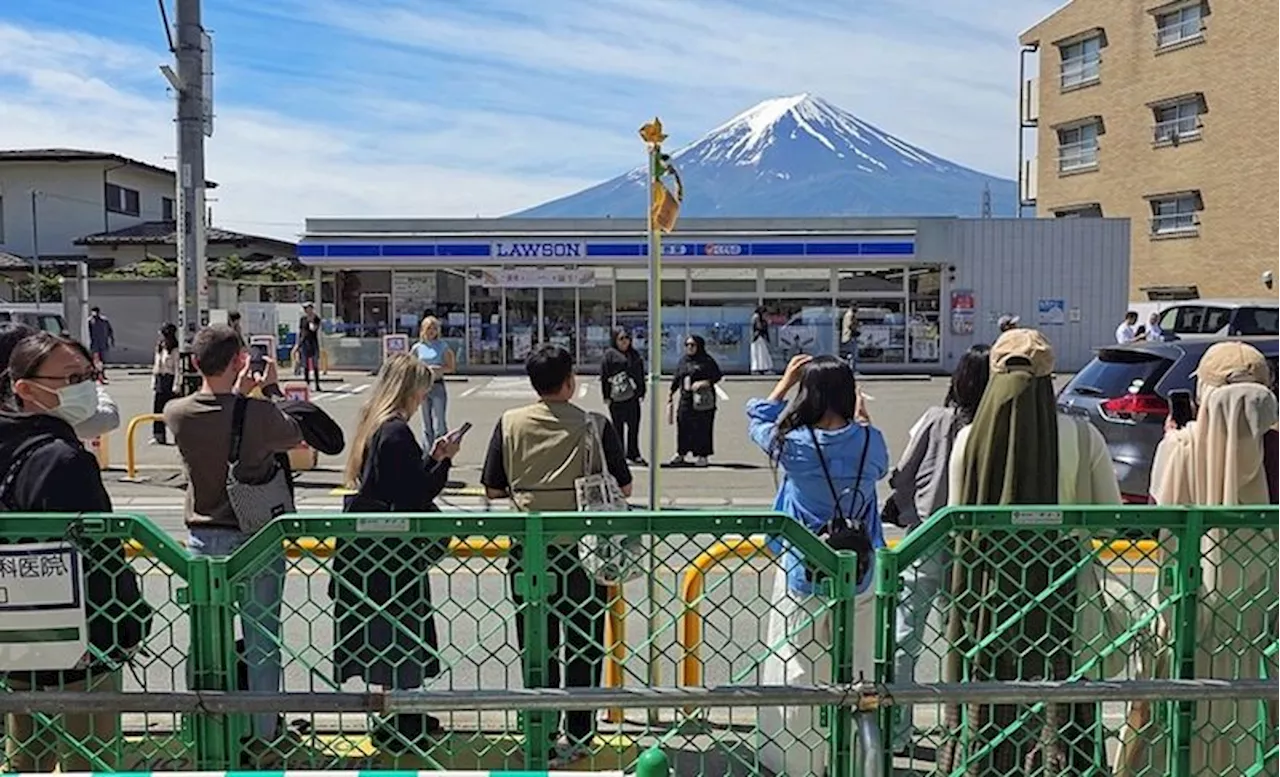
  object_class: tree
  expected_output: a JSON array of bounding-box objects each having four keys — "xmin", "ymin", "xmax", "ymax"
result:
[{"xmin": 13, "ymin": 271, "xmax": 64, "ymax": 303}]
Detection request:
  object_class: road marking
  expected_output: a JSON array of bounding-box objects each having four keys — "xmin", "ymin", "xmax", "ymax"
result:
[
  {"xmin": 578, "ymin": 382, "xmax": 589, "ymax": 398},
  {"xmin": 714, "ymin": 384, "xmax": 729, "ymax": 400},
  {"xmin": 459, "ymin": 383, "xmax": 483, "ymax": 398},
  {"xmin": 353, "ymin": 384, "xmax": 370, "ymax": 394}
]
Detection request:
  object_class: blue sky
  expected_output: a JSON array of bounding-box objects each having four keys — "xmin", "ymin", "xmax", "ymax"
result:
[{"xmin": 0, "ymin": 0, "xmax": 1061, "ymax": 237}]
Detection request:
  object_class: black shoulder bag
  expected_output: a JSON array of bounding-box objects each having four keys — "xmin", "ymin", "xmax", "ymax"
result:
[{"xmin": 805, "ymin": 426, "xmax": 874, "ymax": 586}]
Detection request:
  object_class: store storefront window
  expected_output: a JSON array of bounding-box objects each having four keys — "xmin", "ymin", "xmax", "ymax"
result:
[
  {"xmin": 616, "ymin": 271, "xmax": 687, "ymax": 372},
  {"xmin": 468, "ymin": 277, "xmax": 502, "ymax": 367},
  {"xmin": 850, "ymin": 300, "xmax": 907, "ymax": 365},
  {"xmin": 578, "ymin": 269, "xmax": 614, "ymax": 369},
  {"xmin": 837, "ymin": 267, "xmax": 903, "ymax": 294},
  {"xmin": 907, "ymin": 265, "xmax": 942, "ymax": 364},
  {"xmin": 763, "ymin": 298, "xmax": 838, "ymax": 364}
]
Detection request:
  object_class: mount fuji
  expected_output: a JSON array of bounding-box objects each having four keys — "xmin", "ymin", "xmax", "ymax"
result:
[{"xmin": 516, "ymin": 94, "xmax": 1016, "ymax": 218}]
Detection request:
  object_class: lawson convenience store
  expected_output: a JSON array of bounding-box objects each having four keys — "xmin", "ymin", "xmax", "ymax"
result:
[{"xmin": 298, "ymin": 216, "xmax": 1131, "ymax": 374}]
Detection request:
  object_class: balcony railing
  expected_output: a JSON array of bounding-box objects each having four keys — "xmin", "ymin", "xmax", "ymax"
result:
[
  {"xmin": 1057, "ymin": 141, "xmax": 1099, "ymax": 172},
  {"xmin": 1156, "ymin": 18, "xmax": 1203, "ymax": 48},
  {"xmin": 1059, "ymin": 55, "xmax": 1101, "ymax": 88},
  {"xmin": 1153, "ymin": 115, "xmax": 1201, "ymax": 143}
]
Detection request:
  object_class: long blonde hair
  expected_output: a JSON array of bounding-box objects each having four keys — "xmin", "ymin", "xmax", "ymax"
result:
[
  {"xmin": 419, "ymin": 316, "xmax": 441, "ymax": 342},
  {"xmin": 344, "ymin": 353, "xmax": 435, "ymax": 488}
]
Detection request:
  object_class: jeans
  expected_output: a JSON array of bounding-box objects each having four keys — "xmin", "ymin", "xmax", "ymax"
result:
[
  {"xmin": 188, "ymin": 526, "xmax": 285, "ymax": 741},
  {"xmin": 892, "ymin": 547, "xmax": 948, "ymax": 749},
  {"xmin": 419, "ymin": 381, "xmax": 449, "ymax": 446}
]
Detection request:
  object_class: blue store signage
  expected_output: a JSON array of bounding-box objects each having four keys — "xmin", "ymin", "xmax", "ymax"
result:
[{"xmin": 299, "ymin": 239, "xmax": 915, "ymax": 261}]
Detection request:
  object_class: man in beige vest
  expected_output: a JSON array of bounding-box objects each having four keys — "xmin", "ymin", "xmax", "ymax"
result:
[{"xmin": 480, "ymin": 344, "xmax": 632, "ymax": 766}]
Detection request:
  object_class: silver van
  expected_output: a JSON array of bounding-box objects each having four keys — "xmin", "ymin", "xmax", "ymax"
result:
[{"xmin": 0, "ymin": 309, "xmax": 69, "ymax": 335}]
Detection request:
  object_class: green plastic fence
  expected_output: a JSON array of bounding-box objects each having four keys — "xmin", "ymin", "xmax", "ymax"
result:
[
  {"xmin": 874, "ymin": 505, "xmax": 1279, "ymax": 777},
  {"xmin": 0, "ymin": 510, "xmax": 859, "ymax": 775}
]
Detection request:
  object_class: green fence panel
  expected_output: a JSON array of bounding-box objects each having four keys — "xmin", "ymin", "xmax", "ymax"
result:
[
  {"xmin": 0, "ymin": 513, "xmax": 195, "ymax": 772},
  {"xmin": 209, "ymin": 509, "xmax": 862, "ymax": 775},
  {"xmin": 875, "ymin": 505, "xmax": 1279, "ymax": 777}
]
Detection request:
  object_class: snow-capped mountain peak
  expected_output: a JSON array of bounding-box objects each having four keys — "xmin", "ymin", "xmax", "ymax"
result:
[
  {"xmin": 516, "ymin": 94, "xmax": 1015, "ymax": 219},
  {"xmin": 677, "ymin": 93, "xmax": 954, "ymax": 174}
]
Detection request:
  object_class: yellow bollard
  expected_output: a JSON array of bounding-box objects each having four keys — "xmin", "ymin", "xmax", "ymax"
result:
[{"xmin": 122, "ymin": 414, "xmax": 165, "ymax": 481}]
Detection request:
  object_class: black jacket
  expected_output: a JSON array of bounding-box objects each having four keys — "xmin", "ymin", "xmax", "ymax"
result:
[
  {"xmin": 0, "ymin": 412, "xmax": 149, "ymax": 684},
  {"xmin": 601, "ymin": 346, "xmax": 646, "ymax": 403}
]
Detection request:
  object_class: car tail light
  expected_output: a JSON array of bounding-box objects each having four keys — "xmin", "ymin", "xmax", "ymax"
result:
[
  {"xmin": 1122, "ymin": 493, "xmax": 1154, "ymax": 505},
  {"xmin": 1099, "ymin": 393, "xmax": 1169, "ymax": 424}
]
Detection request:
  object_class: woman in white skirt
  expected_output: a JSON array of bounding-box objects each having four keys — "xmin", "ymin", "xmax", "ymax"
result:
[
  {"xmin": 749, "ymin": 306, "xmax": 773, "ymax": 375},
  {"xmin": 745, "ymin": 354, "xmax": 889, "ymax": 776}
]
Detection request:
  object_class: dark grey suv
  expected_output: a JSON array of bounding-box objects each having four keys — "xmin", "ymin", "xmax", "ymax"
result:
[{"xmin": 1057, "ymin": 337, "xmax": 1279, "ymax": 502}]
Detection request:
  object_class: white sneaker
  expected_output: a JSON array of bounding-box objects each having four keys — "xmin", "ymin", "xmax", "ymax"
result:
[
  {"xmin": 695, "ymin": 456, "xmax": 709, "ymax": 468},
  {"xmin": 549, "ymin": 741, "xmax": 592, "ymax": 768}
]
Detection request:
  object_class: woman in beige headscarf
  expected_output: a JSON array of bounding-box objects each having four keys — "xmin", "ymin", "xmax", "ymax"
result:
[{"xmin": 1115, "ymin": 341, "xmax": 1279, "ymax": 776}]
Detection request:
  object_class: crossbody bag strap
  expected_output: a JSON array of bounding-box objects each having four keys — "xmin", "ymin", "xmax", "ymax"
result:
[
  {"xmin": 228, "ymin": 394, "xmax": 249, "ymax": 466},
  {"xmin": 0, "ymin": 434, "xmax": 58, "ymax": 510}
]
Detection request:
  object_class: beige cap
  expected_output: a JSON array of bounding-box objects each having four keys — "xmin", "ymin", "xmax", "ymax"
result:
[
  {"xmin": 1193, "ymin": 341, "xmax": 1271, "ymax": 387},
  {"xmin": 990, "ymin": 328, "xmax": 1055, "ymax": 377}
]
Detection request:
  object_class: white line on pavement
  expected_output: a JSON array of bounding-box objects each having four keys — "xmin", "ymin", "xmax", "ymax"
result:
[
  {"xmin": 459, "ymin": 382, "xmax": 483, "ymax": 398},
  {"xmin": 715, "ymin": 384, "xmax": 729, "ymax": 400},
  {"xmin": 577, "ymin": 382, "xmax": 588, "ymax": 398},
  {"xmin": 353, "ymin": 384, "xmax": 370, "ymax": 394}
]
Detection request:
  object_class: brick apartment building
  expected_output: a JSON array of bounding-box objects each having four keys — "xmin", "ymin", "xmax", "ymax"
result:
[{"xmin": 1018, "ymin": 0, "xmax": 1278, "ymax": 301}]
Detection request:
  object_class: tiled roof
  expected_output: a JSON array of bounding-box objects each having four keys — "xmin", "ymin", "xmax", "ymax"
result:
[
  {"xmin": 76, "ymin": 221, "xmax": 296, "ymax": 255},
  {"xmin": 0, "ymin": 251, "xmax": 106, "ymax": 270},
  {"xmin": 0, "ymin": 149, "xmax": 218, "ymax": 188}
]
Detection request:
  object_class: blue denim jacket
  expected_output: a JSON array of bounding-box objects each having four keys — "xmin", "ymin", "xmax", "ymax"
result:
[{"xmin": 746, "ymin": 398, "xmax": 889, "ymax": 595}]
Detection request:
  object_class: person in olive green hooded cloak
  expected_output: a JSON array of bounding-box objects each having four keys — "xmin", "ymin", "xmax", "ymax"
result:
[{"xmin": 937, "ymin": 329, "xmax": 1121, "ymax": 775}]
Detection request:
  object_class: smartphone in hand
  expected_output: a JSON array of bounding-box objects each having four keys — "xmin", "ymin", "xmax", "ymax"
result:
[
  {"xmin": 249, "ymin": 343, "xmax": 269, "ymax": 375},
  {"xmin": 447, "ymin": 422, "xmax": 473, "ymax": 444}
]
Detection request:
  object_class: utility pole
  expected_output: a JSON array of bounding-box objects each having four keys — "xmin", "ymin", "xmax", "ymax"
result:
[
  {"xmin": 166, "ymin": 0, "xmax": 210, "ymax": 347},
  {"xmin": 28, "ymin": 191, "xmax": 41, "ymax": 310}
]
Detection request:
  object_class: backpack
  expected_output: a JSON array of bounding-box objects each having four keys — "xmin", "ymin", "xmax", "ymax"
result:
[
  {"xmin": 805, "ymin": 426, "xmax": 875, "ymax": 586},
  {"xmin": 0, "ymin": 433, "xmax": 152, "ymax": 669}
]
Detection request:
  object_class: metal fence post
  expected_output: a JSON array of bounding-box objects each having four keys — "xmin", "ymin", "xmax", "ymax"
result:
[
  {"xmin": 872, "ymin": 545, "xmax": 901, "ymax": 775},
  {"xmin": 1168, "ymin": 509, "xmax": 1204, "ymax": 777},
  {"xmin": 184, "ymin": 554, "xmax": 234, "ymax": 769},
  {"xmin": 516, "ymin": 512, "xmax": 553, "ymax": 770},
  {"xmin": 827, "ymin": 551, "xmax": 861, "ymax": 777}
]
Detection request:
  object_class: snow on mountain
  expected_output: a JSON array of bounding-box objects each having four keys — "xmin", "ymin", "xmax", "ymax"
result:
[{"xmin": 516, "ymin": 93, "xmax": 1015, "ymax": 219}]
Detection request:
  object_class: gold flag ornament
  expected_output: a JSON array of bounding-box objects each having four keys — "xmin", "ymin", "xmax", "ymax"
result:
[
  {"xmin": 650, "ymin": 155, "xmax": 684, "ymax": 233},
  {"xmin": 639, "ymin": 117, "xmax": 683, "ymax": 232}
]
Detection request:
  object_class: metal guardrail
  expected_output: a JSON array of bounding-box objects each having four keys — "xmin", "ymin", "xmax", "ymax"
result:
[{"xmin": 874, "ymin": 505, "xmax": 1279, "ymax": 777}]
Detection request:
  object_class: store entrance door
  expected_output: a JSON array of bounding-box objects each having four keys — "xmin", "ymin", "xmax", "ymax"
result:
[{"xmin": 504, "ymin": 287, "xmax": 539, "ymax": 366}]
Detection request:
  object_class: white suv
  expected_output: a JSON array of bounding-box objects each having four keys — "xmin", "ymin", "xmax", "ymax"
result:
[{"xmin": 1156, "ymin": 301, "xmax": 1279, "ymax": 339}]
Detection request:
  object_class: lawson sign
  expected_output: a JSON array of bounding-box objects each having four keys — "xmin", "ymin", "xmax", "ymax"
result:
[
  {"xmin": 299, "ymin": 239, "xmax": 915, "ymax": 261},
  {"xmin": 491, "ymin": 241, "xmax": 586, "ymax": 258}
]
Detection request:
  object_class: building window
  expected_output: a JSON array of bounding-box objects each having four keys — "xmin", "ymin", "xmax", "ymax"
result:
[
  {"xmin": 1153, "ymin": 96, "xmax": 1204, "ymax": 144},
  {"xmin": 1057, "ymin": 120, "xmax": 1100, "ymax": 173},
  {"xmin": 162, "ymin": 196, "xmax": 175, "ymax": 221},
  {"xmin": 1155, "ymin": 3, "xmax": 1204, "ymax": 48},
  {"xmin": 1149, "ymin": 192, "xmax": 1201, "ymax": 236},
  {"xmin": 1059, "ymin": 35, "xmax": 1102, "ymax": 89},
  {"xmin": 1054, "ymin": 204, "xmax": 1103, "ymax": 218},
  {"xmin": 105, "ymin": 183, "xmax": 141, "ymax": 216}
]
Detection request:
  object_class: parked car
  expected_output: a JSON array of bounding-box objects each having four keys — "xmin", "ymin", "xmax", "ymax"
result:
[
  {"xmin": 1155, "ymin": 300, "xmax": 1279, "ymax": 339},
  {"xmin": 1057, "ymin": 336, "xmax": 1279, "ymax": 503},
  {"xmin": 0, "ymin": 308, "xmax": 68, "ymax": 335}
]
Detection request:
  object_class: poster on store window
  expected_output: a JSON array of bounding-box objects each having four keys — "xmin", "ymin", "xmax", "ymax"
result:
[
  {"xmin": 950, "ymin": 289, "xmax": 976, "ymax": 335},
  {"xmin": 393, "ymin": 272, "xmax": 437, "ymax": 333}
]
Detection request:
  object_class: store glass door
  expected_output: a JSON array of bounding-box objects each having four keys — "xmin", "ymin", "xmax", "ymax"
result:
[{"xmin": 505, "ymin": 288, "xmax": 539, "ymax": 365}]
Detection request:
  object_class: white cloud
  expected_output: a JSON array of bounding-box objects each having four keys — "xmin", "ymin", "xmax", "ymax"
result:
[
  {"xmin": 309, "ymin": 0, "xmax": 1063, "ymax": 174},
  {"xmin": 0, "ymin": 21, "xmax": 600, "ymax": 239},
  {"xmin": 0, "ymin": 0, "xmax": 1064, "ymax": 237}
]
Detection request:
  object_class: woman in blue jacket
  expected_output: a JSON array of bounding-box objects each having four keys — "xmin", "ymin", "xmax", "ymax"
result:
[{"xmin": 747, "ymin": 354, "xmax": 889, "ymax": 777}]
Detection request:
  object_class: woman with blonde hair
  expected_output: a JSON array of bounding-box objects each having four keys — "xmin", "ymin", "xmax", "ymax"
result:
[
  {"xmin": 411, "ymin": 316, "xmax": 455, "ymax": 446},
  {"xmin": 330, "ymin": 353, "xmax": 462, "ymax": 753},
  {"xmin": 1115, "ymin": 341, "xmax": 1278, "ymax": 776}
]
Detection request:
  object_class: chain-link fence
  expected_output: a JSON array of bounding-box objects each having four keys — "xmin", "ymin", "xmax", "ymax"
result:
[
  {"xmin": 1, "ymin": 510, "xmax": 864, "ymax": 775},
  {"xmin": 876, "ymin": 505, "xmax": 1278, "ymax": 777}
]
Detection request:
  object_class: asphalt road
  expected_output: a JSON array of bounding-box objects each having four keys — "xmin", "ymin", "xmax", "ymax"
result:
[{"xmin": 84, "ymin": 370, "xmax": 1152, "ymax": 770}]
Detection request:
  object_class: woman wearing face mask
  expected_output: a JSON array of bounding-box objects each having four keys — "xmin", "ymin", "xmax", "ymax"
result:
[
  {"xmin": 0, "ymin": 323, "xmax": 120, "ymax": 439},
  {"xmin": 0, "ymin": 332, "xmax": 150, "ymax": 772}
]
